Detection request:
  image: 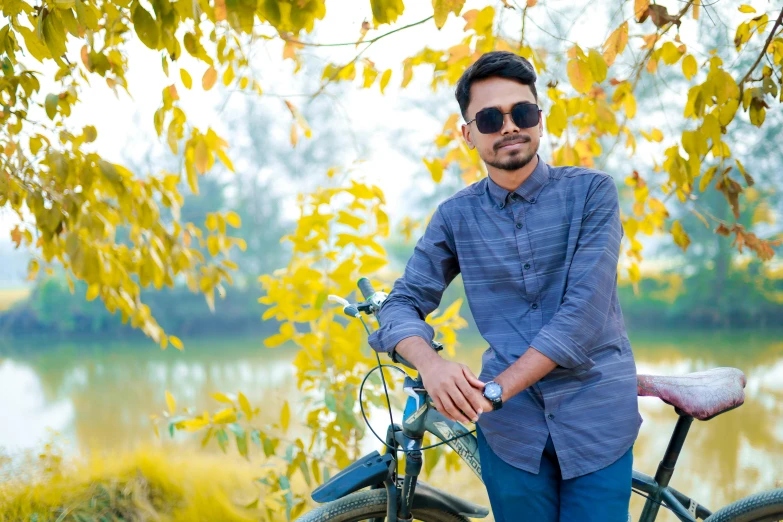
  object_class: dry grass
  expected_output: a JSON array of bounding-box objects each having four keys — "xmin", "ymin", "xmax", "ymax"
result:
[
  {"xmin": 0, "ymin": 288, "xmax": 30, "ymax": 312},
  {"xmin": 0, "ymin": 446, "xmax": 265, "ymax": 522}
]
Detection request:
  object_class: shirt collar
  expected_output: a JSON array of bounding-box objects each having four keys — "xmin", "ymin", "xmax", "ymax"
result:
[{"xmin": 486, "ymin": 155, "xmax": 550, "ymax": 207}]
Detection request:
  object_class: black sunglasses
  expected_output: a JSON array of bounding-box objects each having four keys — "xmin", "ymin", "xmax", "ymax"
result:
[{"xmin": 466, "ymin": 103, "xmax": 542, "ymax": 134}]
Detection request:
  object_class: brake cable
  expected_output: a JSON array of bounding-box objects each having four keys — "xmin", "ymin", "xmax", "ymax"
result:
[{"xmin": 356, "ymin": 315, "xmax": 476, "ymax": 456}]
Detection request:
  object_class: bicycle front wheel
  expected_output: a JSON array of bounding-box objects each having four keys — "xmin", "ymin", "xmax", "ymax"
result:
[
  {"xmin": 705, "ymin": 489, "xmax": 783, "ymax": 522},
  {"xmin": 296, "ymin": 488, "xmax": 470, "ymax": 522}
]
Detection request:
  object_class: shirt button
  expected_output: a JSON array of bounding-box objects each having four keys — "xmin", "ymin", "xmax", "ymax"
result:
[
  {"xmin": 499, "ymin": 203, "xmax": 505, "ymax": 209},
  {"xmin": 547, "ymin": 413, "xmax": 555, "ymax": 420},
  {"xmin": 531, "ymin": 197, "xmax": 537, "ymax": 203},
  {"xmin": 524, "ymin": 263, "xmax": 531, "ymax": 270},
  {"xmin": 510, "ymin": 193, "xmax": 518, "ymax": 201},
  {"xmin": 516, "ymin": 222, "xmax": 523, "ymax": 229},
  {"xmin": 532, "ymin": 303, "xmax": 539, "ymax": 309}
]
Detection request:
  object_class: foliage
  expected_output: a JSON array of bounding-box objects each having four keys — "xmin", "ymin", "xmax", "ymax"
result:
[
  {"xmin": 2, "ymin": 0, "xmax": 781, "ymax": 338},
  {"xmin": 0, "ymin": 443, "xmax": 262, "ymax": 521},
  {"xmin": 618, "ymin": 260, "xmax": 783, "ymax": 329},
  {"xmin": 160, "ymin": 171, "xmax": 467, "ymax": 518}
]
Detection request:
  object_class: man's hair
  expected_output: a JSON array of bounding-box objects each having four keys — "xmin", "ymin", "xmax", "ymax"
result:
[{"xmin": 455, "ymin": 51, "xmax": 538, "ymax": 119}]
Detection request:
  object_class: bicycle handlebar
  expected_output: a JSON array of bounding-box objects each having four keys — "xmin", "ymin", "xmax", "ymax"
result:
[{"xmin": 357, "ymin": 277, "xmax": 376, "ymax": 300}]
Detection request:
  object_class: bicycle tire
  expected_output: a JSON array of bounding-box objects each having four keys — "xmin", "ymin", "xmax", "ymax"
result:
[
  {"xmin": 705, "ymin": 489, "xmax": 783, "ymax": 522},
  {"xmin": 296, "ymin": 488, "xmax": 471, "ymax": 522}
]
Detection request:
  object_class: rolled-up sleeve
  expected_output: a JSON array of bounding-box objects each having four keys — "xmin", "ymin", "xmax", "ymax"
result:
[
  {"xmin": 530, "ymin": 176, "xmax": 622, "ymax": 372},
  {"xmin": 368, "ymin": 205, "xmax": 460, "ymax": 353}
]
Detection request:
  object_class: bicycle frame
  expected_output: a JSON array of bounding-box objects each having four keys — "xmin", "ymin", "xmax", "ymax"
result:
[
  {"xmin": 391, "ymin": 376, "xmax": 715, "ymax": 522},
  {"xmin": 315, "ymin": 281, "xmax": 718, "ymax": 522}
]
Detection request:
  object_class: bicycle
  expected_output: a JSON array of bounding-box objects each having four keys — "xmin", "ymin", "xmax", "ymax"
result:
[{"xmin": 297, "ymin": 278, "xmax": 783, "ymax": 522}]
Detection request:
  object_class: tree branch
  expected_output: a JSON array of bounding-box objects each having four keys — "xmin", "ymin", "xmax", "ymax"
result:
[
  {"xmin": 738, "ymin": 8, "xmax": 783, "ymax": 97},
  {"xmin": 281, "ymin": 16, "xmax": 433, "ymax": 48}
]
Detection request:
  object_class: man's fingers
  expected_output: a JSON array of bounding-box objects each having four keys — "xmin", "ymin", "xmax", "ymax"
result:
[
  {"xmin": 447, "ymin": 384, "xmax": 477, "ymax": 423},
  {"xmin": 461, "ymin": 366, "xmax": 485, "ymax": 389},
  {"xmin": 455, "ymin": 377, "xmax": 485, "ymax": 417},
  {"xmin": 440, "ymin": 391, "xmax": 471, "ymax": 424}
]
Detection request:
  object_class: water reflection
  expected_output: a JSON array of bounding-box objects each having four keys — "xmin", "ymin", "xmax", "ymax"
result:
[
  {"xmin": 0, "ymin": 331, "xmax": 780, "ymax": 522},
  {"xmin": 0, "ymin": 338, "xmax": 297, "ymax": 454}
]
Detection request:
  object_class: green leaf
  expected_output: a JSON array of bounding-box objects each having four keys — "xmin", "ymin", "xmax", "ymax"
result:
[
  {"xmin": 45, "ymin": 94, "xmax": 59, "ymax": 120},
  {"xmin": 262, "ymin": 436, "xmax": 275, "ymax": 457},
  {"xmin": 17, "ymin": 26, "xmax": 51, "ymax": 61},
  {"xmin": 42, "ymin": 12, "xmax": 67, "ymax": 58},
  {"xmin": 250, "ymin": 429, "xmax": 262, "ymax": 447},
  {"xmin": 132, "ymin": 3, "xmax": 159, "ymax": 50},
  {"xmin": 216, "ymin": 428, "xmax": 229, "ymax": 453},
  {"xmin": 324, "ymin": 393, "xmax": 337, "ymax": 412}
]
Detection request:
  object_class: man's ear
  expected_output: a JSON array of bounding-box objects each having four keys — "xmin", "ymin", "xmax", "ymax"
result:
[{"xmin": 461, "ymin": 124, "xmax": 475, "ymax": 150}]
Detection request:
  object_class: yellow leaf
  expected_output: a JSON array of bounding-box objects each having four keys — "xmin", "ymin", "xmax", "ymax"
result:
[
  {"xmin": 641, "ymin": 128, "xmax": 663, "ymax": 142},
  {"xmin": 225, "ymin": 211, "xmax": 241, "ymax": 228},
  {"xmin": 602, "ymin": 22, "xmax": 628, "ymax": 67},
  {"xmin": 623, "ymin": 93, "xmax": 637, "ymax": 118},
  {"xmin": 238, "ymin": 392, "xmax": 253, "ymax": 421},
  {"xmin": 661, "ymin": 41, "xmax": 683, "ymax": 65},
  {"xmin": 671, "ymin": 220, "xmax": 690, "ymax": 252},
  {"xmin": 194, "ymin": 139, "xmax": 209, "ymax": 173},
  {"xmin": 380, "ymin": 69, "xmax": 392, "ymax": 94},
  {"xmin": 165, "ymin": 390, "xmax": 176, "ymax": 415},
  {"xmin": 360, "ymin": 255, "xmax": 387, "ymax": 274},
  {"xmin": 699, "ymin": 166, "xmax": 717, "ymax": 192},
  {"xmin": 281, "ymin": 400, "xmax": 290, "ymax": 432},
  {"xmin": 211, "ymin": 392, "xmax": 234, "ymax": 404},
  {"xmin": 428, "ymin": 298, "xmax": 462, "ymax": 325},
  {"xmin": 738, "ymin": 4, "xmax": 755, "ymax": 13},
  {"xmin": 423, "ymin": 158, "xmax": 445, "ymax": 182},
  {"xmin": 691, "ymin": 209, "xmax": 710, "ymax": 228},
  {"xmin": 202, "ymin": 67, "xmax": 217, "ymax": 90},
  {"xmin": 546, "ymin": 103, "xmax": 568, "ymax": 137},
  {"xmin": 567, "ymin": 57, "xmax": 593, "ymax": 94},
  {"xmin": 628, "ymin": 263, "xmax": 640, "ymax": 283},
  {"xmin": 634, "ymin": 0, "xmax": 650, "ymax": 22},
  {"xmin": 682, "ymin": 54, "xmax": 697, "ymax": 80},
  {"xmin": 337, "ymin": 211, "xmax": 364, "ymax": 230},
  {"xmin": 169, "ymin": 335, "xmax": 184, "ymax": 350},
  {"xmin": 180, "ymin": 69, "xmax": 192, "ymax": 89},
  {"xmin": 433, "ymin": 0, "xmax": 466, "ymax": 29},
  {"xmin": 587, "ymin": 49, "xmax": 607, "ymax": 83},
  {"xmin": 86, "ymin": 284, "xmax": 100, "ymax": 301},
  {"xmin": 213, "ymin": 407, "xmax": 237, "ymax": 424}
]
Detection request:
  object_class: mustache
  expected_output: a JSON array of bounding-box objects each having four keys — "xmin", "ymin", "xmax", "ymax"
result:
[{"xmin": 494, "ymin": 135, "xmax": 531, "ymax": 151}]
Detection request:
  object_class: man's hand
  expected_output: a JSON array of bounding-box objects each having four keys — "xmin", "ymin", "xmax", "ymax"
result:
[
  {"xmin": 394, "ymin": 336, "xmax": 492, "ymax": 423},
  {"xmin": 420, "ymin": 359, "xmax": 493, "ymax": 423}
]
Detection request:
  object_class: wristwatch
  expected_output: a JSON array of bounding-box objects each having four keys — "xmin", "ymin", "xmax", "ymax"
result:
[{"xmin": 483, "ymin": 381, "xmax": 503, "ymax": 411}]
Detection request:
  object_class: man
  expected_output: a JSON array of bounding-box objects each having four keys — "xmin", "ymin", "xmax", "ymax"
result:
[{"xmin": 368, "ymin": 51, "xmax": 642, "ymax": 522}]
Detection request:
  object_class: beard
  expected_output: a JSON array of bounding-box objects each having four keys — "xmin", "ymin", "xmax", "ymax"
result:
[{"xmin": 484, "ymin": 139, "xmax": 538, "ymax": 171}]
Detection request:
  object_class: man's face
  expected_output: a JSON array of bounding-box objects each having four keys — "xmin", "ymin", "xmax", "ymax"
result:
[{"xmin": 461, "ymin": 77, "xmax": 543, "ymax": 172}]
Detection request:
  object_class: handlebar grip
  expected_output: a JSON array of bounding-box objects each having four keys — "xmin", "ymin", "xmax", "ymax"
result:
[{"xmin": 357, "ymin": 278, "xmax": 376, "ymax": 300}]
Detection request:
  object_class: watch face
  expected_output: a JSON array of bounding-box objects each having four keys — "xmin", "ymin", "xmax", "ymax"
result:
[{"xmin": 484, "ymin": 382, "xmax": 502, "ymax": 401}]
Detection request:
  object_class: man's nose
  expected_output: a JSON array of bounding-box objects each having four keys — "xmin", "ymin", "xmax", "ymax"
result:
[{"xmin": 500, "ymin": 112, "xmax": 520, "ymax": 134}]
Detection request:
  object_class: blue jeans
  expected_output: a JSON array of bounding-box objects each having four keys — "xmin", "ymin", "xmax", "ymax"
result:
[{"xmin": 477, "ymin": 426, "xmax": 633, "ymax": 522}]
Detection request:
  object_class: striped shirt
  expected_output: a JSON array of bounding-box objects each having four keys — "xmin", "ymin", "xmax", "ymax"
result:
[{"xmin": 368, "ymin": 155, "xmax": 642, "ymax": 479}]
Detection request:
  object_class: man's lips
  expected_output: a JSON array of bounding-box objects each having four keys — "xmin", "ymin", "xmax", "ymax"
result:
[{"xmin": 496, "ymin": 137, "xmax": 530, "ymax": 151}]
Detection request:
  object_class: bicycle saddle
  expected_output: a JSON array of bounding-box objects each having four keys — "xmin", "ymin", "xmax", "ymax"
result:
[{"xmin": 636, "ymin": 367, "xmax": 746, "ymax": 421}]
